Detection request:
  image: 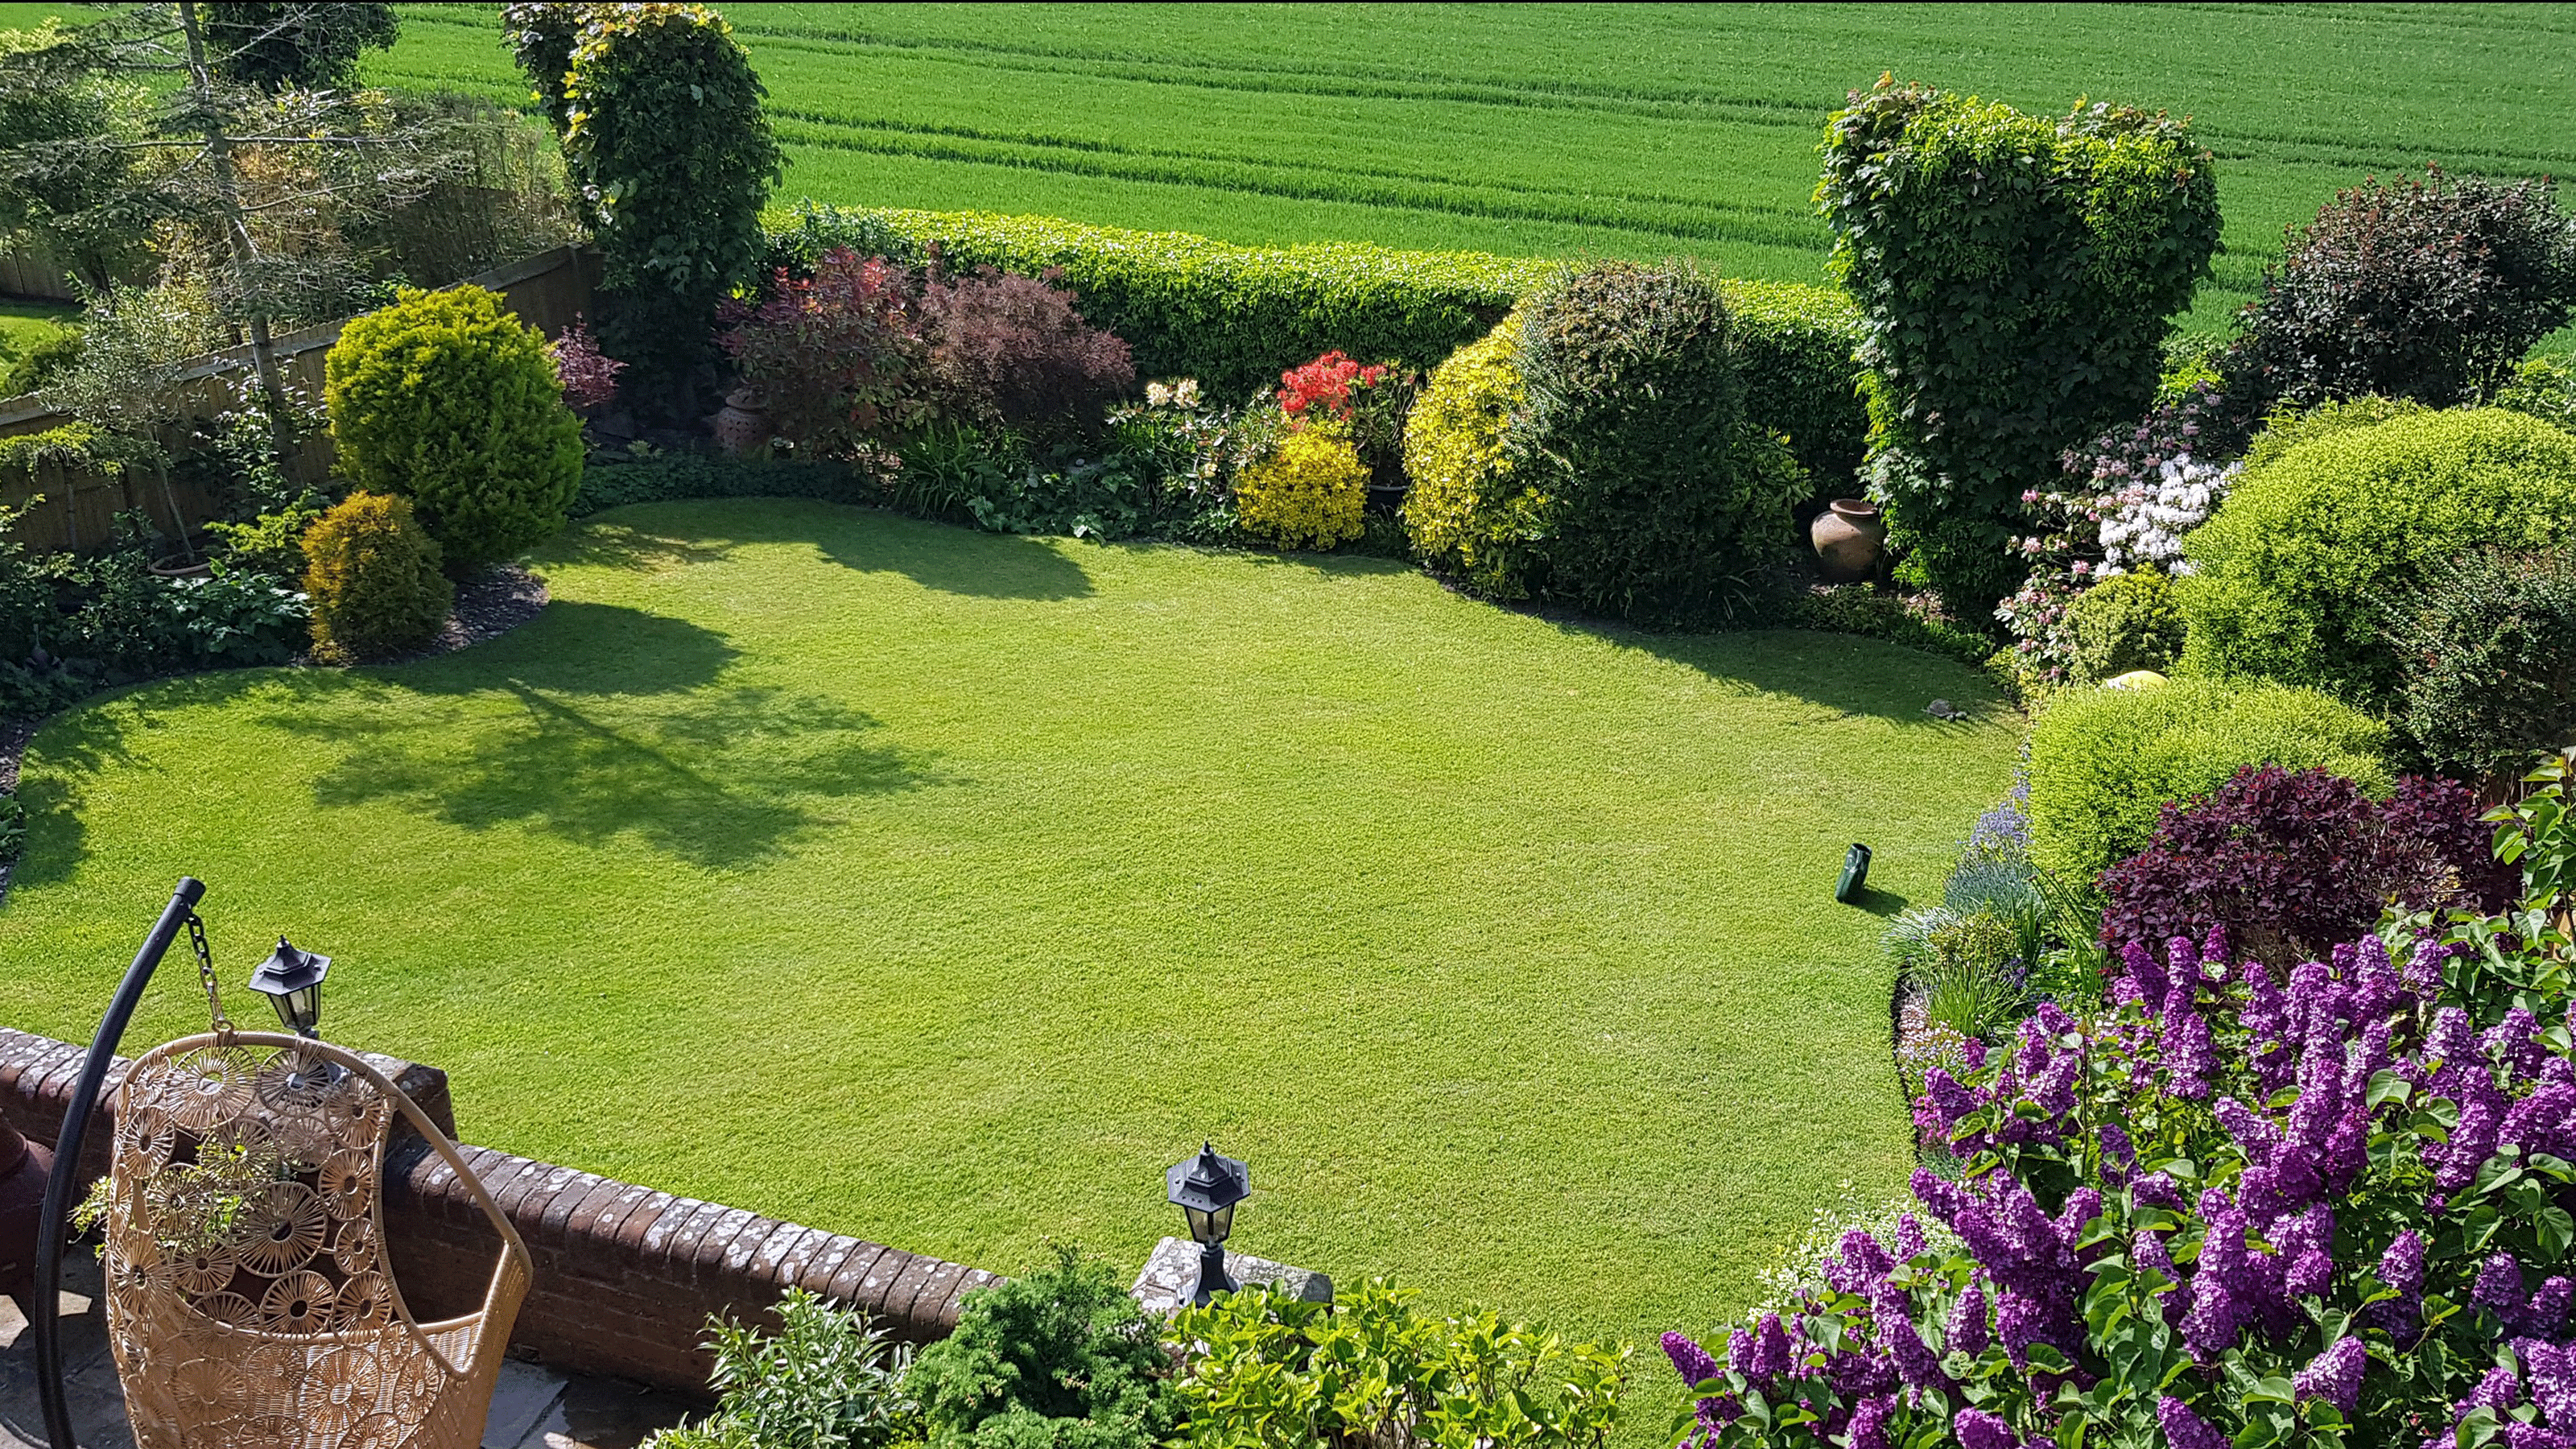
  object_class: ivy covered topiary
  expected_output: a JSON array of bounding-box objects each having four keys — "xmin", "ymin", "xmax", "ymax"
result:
[
  {"xmin": 1819, "ymin": 78, "xmax": 2222, "ymax": 618},
  {"xmin": 1498, "ymin": 260, "xmax": 1806, "ymax": 625},
  {"xmin": 2178, "ymin": 407, "xmax": 2576, "ymax": 709},
  {"xmin": 556, "ymin": 2, "xmax": 780, "ymax": 392},
  {"xmin": 2064, "ymin": 567, "xmax": 2185, "ymax": 684},
  {"xmin": 302, "ymin": 492, "xmax": 452, "ymax": 664},
  {"xmin": 2390, "ymin": 546, "xmax": 2576, "ymax": 781},
  {"xmin": 325, "ymin": 284, "xmax": 584, "ymax": 572}
]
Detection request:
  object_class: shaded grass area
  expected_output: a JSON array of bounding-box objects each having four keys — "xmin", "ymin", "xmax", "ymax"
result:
[
  {"xmin": 0, "ymin": 502, "xmax": 2017, "ymax": 1426},
  {"xmin": 367, "ymin": 2, "xmax": 2576, "ymax": 330},
  {"xmin": 0, "ymin": 297, "xmax": 75, "ymax": 385}
]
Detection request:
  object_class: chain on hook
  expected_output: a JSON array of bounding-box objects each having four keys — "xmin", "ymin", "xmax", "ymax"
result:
[{"xmin": 187, "ymin": 911, "xmax": 233, "ymax": 1038}]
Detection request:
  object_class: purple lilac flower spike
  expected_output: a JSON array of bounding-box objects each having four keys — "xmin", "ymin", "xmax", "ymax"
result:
[
  {"xmin": 2157, "ymin": 1397, "xmax": 2230, "ymax": 1449},
  {"xmin": 2533, "ymin": 1278, "xmax": 2576, "ymax": 1341},
  {"xmin": 1725, "ymin": 1325, "xmax": 1754, "ymax": 1380},
  {"xmin": 2293, "ymin": 1336, "xmax": 2364, "ymax": 1415},
  {"xmin": 1662, "ymin": 1331, "xmax": 1719, "ymax": 1390},
  {"xmin": 1954, "ymin": 1407, "xmax": 2019, "ymax": 1449},
  {"xmin": 2528, "ymin": 1339, "xmax": 2576, "ymax": 1432},
  {"xmin": 1950, "ymin": 1279, "xmax": 1992, "ymax": 1356},
  {"xmin": 2159, "ymin": 995, "xmax": 2217, "ymax": 1100},
  {"xmin": 2470, "ymin": 1364, "xmax": 2527, "ymax": 1412},
  {"xmin": 2479, "ymin": 1253, "xmax": 2531, "ymax": 1322},
  {"xmin": 1748, "ymin": 1313, "xmax": 1791, "ymax": 1381},
  {"xmin": 1844, "ymin": 1394, "xmax": 1895, "ymax": 1449},
  {"xmin": 1871, "ymin": 1282, "xmax": 1950, "ymax": 1391}
]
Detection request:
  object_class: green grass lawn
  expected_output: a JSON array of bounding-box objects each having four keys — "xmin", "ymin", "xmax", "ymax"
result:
[
  {"xmin": 361, "ymin": 2, "xmax": 2576, "ymax": 330},
  {"xmin": 0, "ymin": 499, "xmax": 2017, "ymax": 1416},
  {"xmin": 0, "ymin": 297, "xmax": 75, "ymax": 388}
]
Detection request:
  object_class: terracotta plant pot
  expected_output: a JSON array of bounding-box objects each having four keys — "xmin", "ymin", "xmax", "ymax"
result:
[
  {"xmin": 1810, "ymin": 498, "xmax": 1885, "ymax": 583},
  {"xmin": 710, "ymin": 387, "xmax": 770, "ymax": 456}
]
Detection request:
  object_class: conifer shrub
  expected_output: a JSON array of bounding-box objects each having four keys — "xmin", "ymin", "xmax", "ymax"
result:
[
  {"xmin": 2025, "ymin": 676, "xmax": 2390, "ymax": 882},
  {"xmin": 1498, "ymin": 261, "xmax": 1806, "ymax": 625},
  {"xmin": 2390, "ymin": 545, "xmax": 2576, "ymax": 780},
  {"xmin": 325, "ymin": 285, "xmax": 584, "ymax": 573},
  {"xmin": 302, "ymin": 492, "xmax": 452, "ymax": 664},
  {"xmin": 2178, "ymin": 407, "xmax": 2576, "ymax": 708}
]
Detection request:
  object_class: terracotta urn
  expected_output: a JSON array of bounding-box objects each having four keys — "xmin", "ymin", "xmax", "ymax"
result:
[
  {"xmin": 1810, "ymin": 497, "xmax": 1885, "ymax": 583},
  {"xmin": 0, "ymin": 1113, "xmax": 56, "ymax": 1314},
  {"xmin": 710, "ymin": 387, "xmax": 771, "ymax": 456}
]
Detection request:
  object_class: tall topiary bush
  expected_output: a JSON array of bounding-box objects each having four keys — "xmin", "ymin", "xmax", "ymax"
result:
[
  {"xmin": 2225, "ymin": 168, "xmax": 2576, "ymax": 413},
  {"xmin": 551, "ymin": 2, "xmax": 780, "ymax": 399},
  {"xmin": 2390, "ymin": 545, "xmax": 2576, "ymax": 781},
  {"xmin": 326, "ymin": 285, "xmax": 584, "ymax": 572},
  {"xmin": 1496, "ymin": 261, "xmax": 1806, "ymax": 625},
  {"xmin": 2178, "ymin": 407, "xmax": 2576, "ymax": 708},
  {"xmin": 302, "ymin": 492, "xmax": 452, "ymax": 663},
  {"xmin": 2024, "ymin": 676, "xmax": 2390, "ymax": 882},
  {"xmin": 1819, "ymin": 79, "xmax": 2221, "ymax": 618}
]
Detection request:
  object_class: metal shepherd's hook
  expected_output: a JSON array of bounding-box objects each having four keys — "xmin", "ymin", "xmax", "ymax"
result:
[{"xmin": 33, "ymin": 877, "xmax": 206, "ymax": 1449}]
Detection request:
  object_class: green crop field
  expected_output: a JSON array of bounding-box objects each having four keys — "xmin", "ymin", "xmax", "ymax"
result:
[{"xmin": 356, "ymin": 2, "xmax": 2576, "ymax": 331}]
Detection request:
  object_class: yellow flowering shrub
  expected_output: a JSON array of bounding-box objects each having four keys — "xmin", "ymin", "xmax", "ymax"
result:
[
  {"xmin": 1400, "ymin": 308, "xmax": 1549, "ymax": 598},
  {"xmin": 1236, "ymin": 425, "xmax": 1368, "ymax": 549}
]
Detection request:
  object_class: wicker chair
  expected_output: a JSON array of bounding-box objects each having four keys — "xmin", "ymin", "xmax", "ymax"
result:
[{"xmin": 97, "ymin": 1031, "xmax": 530, "ymax": 1449}]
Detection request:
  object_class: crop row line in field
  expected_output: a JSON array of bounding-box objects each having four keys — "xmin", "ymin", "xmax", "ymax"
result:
[
  {"xmin": 768, "ymin": 117, "xmax": 1831, "ymax": 251},
  {"xmin": 766, "ymin": 110, "xmax": 1808, "ymax": 225}
]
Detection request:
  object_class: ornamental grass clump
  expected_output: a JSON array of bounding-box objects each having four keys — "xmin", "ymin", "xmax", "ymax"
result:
[{"xmin": 1663, "ymin": 758, "xmax": 2576, "ymax": 1449}]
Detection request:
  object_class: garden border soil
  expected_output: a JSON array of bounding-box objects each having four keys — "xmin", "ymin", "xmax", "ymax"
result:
[{"xmin": 0, "ymin": 565, "xmax": 549, "ymax": 908}]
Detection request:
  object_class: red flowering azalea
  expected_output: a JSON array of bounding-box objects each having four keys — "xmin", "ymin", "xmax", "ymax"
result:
[{"xmin": 1278, "ymin": 350, "xmax": 1385, "ymax": 423}]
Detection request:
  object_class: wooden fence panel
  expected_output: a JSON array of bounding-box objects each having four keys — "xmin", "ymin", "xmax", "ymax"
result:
[
  {"xmin": 0, "ymin": 247, "xmax": 81, "ymax": 303},
  {"xmin": 0, "ymin": 246, "xmax": 596, "ymax": 551}
]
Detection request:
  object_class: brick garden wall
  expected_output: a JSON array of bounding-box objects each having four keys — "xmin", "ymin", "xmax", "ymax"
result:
[{"xmin": 0, "ymin": 1026, "xmax": 998, "ymax": 1395}]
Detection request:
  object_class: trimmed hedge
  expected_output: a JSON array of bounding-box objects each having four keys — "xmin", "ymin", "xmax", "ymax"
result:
[
  {"xmin": 569, "ymin": 451, "xmax": 864, "ymax": 518},
  {"xmin": 2025, "ymin": 676, "xmax": 2392, "ymax": 883},
  {"xmin": 761, "ymin": 204, "xmax": 1868, "ymax": 485}
]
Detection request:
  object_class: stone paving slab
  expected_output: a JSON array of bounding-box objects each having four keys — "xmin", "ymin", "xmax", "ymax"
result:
[{"xmin": 0, "ymin": 1249, "xmax": 694, "ymax": 1449}]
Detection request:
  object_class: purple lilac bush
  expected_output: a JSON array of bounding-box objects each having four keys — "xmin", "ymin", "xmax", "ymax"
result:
[{"xmin": 1666, "ymin": 761, "xmax": 2576, "ymax": 1449}]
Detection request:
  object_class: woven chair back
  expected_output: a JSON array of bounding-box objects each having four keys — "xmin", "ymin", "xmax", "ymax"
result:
[{"xmin": 98, "ymin": 1031, "xmax": 530, "ymax": 1449}]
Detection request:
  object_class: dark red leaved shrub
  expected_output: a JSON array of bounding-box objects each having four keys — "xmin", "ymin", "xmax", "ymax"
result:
[
  {"xmin": 2099, "ymin": 765, "xmax": 2511, "ymax": 964},
  {"xmin": 918, "ymin": 265, "xmax": 1133, "ymax": 430},
  {"xmin": 553, "ymin": 317, "xmax": 625, "ymax": 413},
  {"xmin": 718, "ymin": 248, "xmax": 931, "ymax": 460}
]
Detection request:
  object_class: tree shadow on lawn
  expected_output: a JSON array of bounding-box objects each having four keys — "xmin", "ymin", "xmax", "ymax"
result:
[
  {"xmin": 299, "ymin": 679, "xmax": 947, "ymax": 869},
  {"xmin": 252, "ymin": 606, "xmax": 952, "ymax": 869}
]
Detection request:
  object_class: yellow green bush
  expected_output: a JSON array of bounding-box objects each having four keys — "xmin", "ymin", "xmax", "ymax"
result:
[
  {"xmin": 1236, "ymin": 426, "xmax": 1367, "ymax": 550},
  {"xmin": 303, "ymin": 491, "xmax": 453, "ymax": 664},
  {"xmin": 325, "ymin": 285, "xmax": 583, "ymax": 572},
  {"xmin": 1400, "ymin": 308, "xmax": 1546, "ymax": 597}
]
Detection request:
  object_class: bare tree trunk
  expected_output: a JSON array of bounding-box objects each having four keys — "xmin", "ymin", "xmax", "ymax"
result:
[{"xmin": 176, "ymin": 0, "xmax": 298, "ymax": 477}]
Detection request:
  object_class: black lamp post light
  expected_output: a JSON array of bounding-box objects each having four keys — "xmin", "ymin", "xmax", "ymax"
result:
[{"xmin": 1166, "ymin": 1141, "xmax": 1249, "ymax": 1304}]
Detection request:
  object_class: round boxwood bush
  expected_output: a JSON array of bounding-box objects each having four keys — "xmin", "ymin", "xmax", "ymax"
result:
[
  {"xmin": 2064, "ymin": 567, "xmax": 2185, "ymax": 684},
  {"xmin": 1501, "ymin": 260, "xmax": 1806, "ymax": 625},
  {"xmin": 1400, "ymin": 307, "xmax": 1541, "ymax": 597},
  {"xmin": 2025, "ymin": 675, "xmax": 2391, "ymax": 882},
  {"xmin": 2178, "ymin": 407, "xmax": 2576, "ymax": 707},
  {"xmin": 302, "ymin": 491, "xmax": 453, "ymax": 664},
  {"xmin": 325, "ymin": 285, "xmax": 584, "ymax": 573}
]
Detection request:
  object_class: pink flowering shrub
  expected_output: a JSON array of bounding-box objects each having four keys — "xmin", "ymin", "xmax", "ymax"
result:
[{"xmin": 1665, "ymin": 758, "xmax": 2576, "ymax": 1449}]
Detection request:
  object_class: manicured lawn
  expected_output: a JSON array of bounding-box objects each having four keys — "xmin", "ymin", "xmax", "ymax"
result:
[
  {"xmin": 364, "ymin": 2, "xmax": 2576, "ymax": 330},
  {"xmin": 0, "ymin": 297, "xmax": 74, "ymax": 385},
  {"xmin": 0, "ymin": 500, "xmax": 2016, "ymax": 1410}
]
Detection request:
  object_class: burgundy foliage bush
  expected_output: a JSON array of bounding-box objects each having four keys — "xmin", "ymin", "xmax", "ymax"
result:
[
  {"xmin": 2099, "ymin": 765, "xmax": 2512, "ymax": 964},
  {"xmin": 718, "ymin": 247, "xmax": 931, "ymax": 460},
  {"xmin": 552, "ymin": 317, "xmax": 625, "ymax": 414},
  {"xmin": 918, "ymin": 264, "xmax": 1133, "ymax": 431}
]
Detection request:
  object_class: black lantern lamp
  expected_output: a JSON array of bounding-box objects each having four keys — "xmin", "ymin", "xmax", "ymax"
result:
[
  {"xmin": 1835, "ymin": 843, "xmax": 1872, "ymax": 904},
  {"xmin": 1166, "ymin": 1141, "xmax": 1249, "ymax": 1304},
  {"xmin": 248, "ymin": 936, "xmax": 330, "ymax": 1038}
]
